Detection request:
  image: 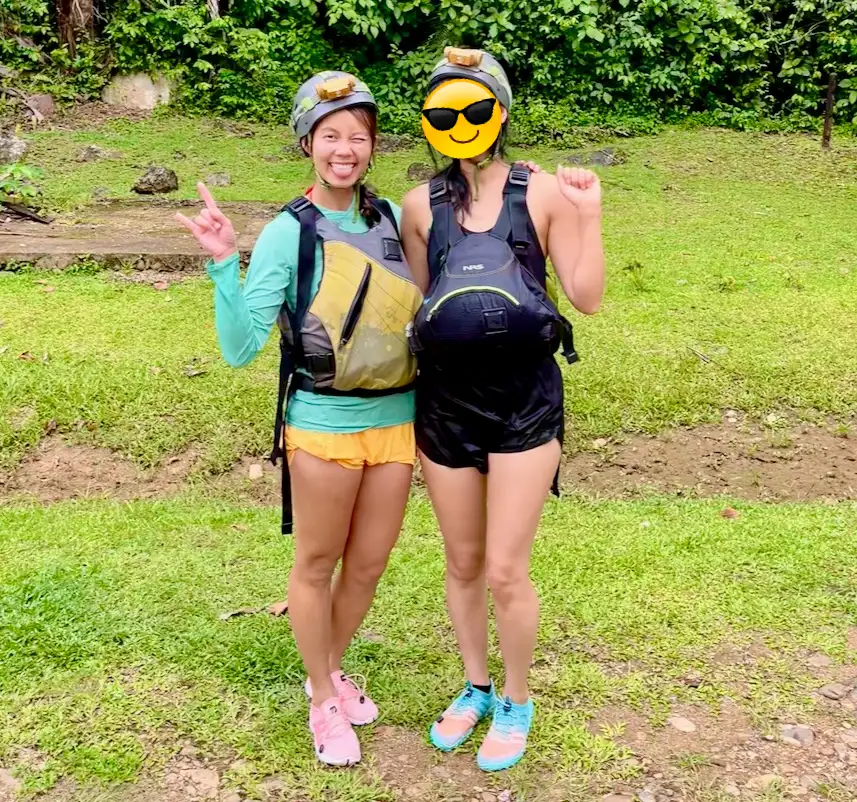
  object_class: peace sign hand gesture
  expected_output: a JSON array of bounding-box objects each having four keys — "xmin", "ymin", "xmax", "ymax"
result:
[{"xmin": 176, "ymin": 182, "xmax": 238, "ymax": 264}]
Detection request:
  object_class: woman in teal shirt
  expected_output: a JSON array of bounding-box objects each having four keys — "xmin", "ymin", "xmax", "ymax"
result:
[{"xmin": 178, "ymin": 72, "xmax": 421, "ymax": 768}]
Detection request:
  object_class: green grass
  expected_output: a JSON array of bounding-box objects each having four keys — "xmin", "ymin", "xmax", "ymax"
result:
[
  {"xmin": 0, "ymin": 270, "xmax": 275, "ymax": 471},
  {"xmin": 4, "ymin": 117, "xmax": 857, "ymax": 799},
  {"xmin": 22, "ymin": 115, "xmax": 427, "ymax": 211},
  {"xmin": 1, "ymin": 496, "xmax": 855, "ymax": 799},
  {"xmin": 4, "ymin": 120, "xmax": 856, "ymax": 470}
]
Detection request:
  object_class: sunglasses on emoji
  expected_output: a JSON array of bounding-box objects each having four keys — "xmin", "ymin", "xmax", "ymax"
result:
[{"xmin": 422, "ymin": 98, "xmax": 496, "ymax": 131}]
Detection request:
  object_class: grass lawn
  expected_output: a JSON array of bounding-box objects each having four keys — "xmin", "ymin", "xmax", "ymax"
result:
[
  {"xmin": 3, "ymin": 122, "xmax": 857, "ymax": 471},
  {"xmin": 2, "ymin": 117, "xmax": 857, "ymax": 800},
  {"xmin": 1, "ymin": 497, "xmax": 856, "ymax": 800}
]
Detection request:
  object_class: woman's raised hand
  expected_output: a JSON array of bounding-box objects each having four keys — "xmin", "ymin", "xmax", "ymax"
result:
[
  {"xmin": 176, "ymin": 182, "xmax": 238, "ymax": 263},
  {"xmin": 556, "ymin": 166, "xmax": 602, "ymax": 214}
]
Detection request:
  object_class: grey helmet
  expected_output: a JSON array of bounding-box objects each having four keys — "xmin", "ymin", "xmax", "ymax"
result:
[
  {"xmin": 290, "ymin": 70, "xmax": 377, "ymax": 140},
  {"xmin": 428, "ymin": 47, "xmax": 513, "ymax": 110}
]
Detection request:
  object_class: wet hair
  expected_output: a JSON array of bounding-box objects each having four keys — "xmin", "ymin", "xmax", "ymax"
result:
[
  {"xmin": 300, "ymin": 105, "xmax": 381, "ymax": 225},
  {"xmin": 428, "ymin": 120, "xmax": 510, "ymax": 217}
]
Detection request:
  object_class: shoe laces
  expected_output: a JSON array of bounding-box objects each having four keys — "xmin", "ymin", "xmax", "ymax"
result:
[
  {"xmin": 492, "ymin": 697, "xmax": 522, "ymax": 739},
  {"xmin": 449, "ymin": 682, "xmax": 478, "ymax": 715},
  {"xmin": 320, "ymin": 702, "xmax": 350, "ymax": 738},
  {"xmin": 337, "ymin": 672, "xmax": 367, "ymax": 701}
]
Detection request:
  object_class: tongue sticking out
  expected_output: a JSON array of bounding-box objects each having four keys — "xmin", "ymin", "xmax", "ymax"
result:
[{"xmin": 330, "ymin": 163, "xmax": 356, "ymax": 179}]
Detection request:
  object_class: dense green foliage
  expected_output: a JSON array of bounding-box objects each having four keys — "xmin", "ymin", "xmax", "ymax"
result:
[{"xmin": 1, "ymin": 0, "xmax": 856, "ymax": 140}]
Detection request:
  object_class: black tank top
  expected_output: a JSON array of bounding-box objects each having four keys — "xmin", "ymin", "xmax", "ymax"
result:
[{"xmin": 427, "ymin": 167, "xmax": 547, "ymax": 288}]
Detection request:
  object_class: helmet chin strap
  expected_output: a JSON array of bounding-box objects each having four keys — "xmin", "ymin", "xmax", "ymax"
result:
[{"xmin": 313, "ymin": 167, "xmax": 333, "ymax": 190}]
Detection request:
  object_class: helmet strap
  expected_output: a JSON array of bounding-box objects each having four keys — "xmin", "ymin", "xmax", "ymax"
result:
[
  {"xmin": 313, "ymin": 168, "xmax": 333, "ymax": 190},
  {"xmin": 471, "ymin": 151, "xmax": 495, "ymax": 202}
]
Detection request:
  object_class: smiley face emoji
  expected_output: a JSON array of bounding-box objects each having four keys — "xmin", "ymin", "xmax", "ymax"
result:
[{"xmin": 421, "ymin": 79, "xmax": 503, "ymax": 160}]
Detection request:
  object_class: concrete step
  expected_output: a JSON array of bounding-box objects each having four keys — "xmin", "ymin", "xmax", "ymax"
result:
[{"xmin": 0, "ymin": 200, "xmax": 281, "ymax": 271}]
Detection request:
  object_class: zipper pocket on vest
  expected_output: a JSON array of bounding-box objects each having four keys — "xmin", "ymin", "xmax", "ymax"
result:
[
  {"xmin": 425, "ymin": 286, "xmax": 520, "ymax": 321},
  {"xmin": 340, "ymin": 262, "xmax": 372, "ymax": 346}
]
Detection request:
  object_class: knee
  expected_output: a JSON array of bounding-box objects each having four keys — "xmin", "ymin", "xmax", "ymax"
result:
[
  {"xmin": 446, "ymin": 550, "xmax": 484, "ymax": 584},
  {"xmin": 341, "ymin": 555, "xmax": 389, "ymax": 591},
  {"xmin": 485, "ymin": 560, "xmax": 529, "ymax": 605},
  {"xmin": 292, "ymin": 551, "xmax": 339, "ymax": 588}
]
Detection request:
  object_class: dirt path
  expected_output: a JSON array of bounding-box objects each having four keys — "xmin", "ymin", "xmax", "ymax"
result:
[
  {"xmin": 2, "ymin": 415, "xmax": 855, "ymax": 506},
  {"xmin": 564, "ymin": 413, "xmax": 857, "ymax": 503}
]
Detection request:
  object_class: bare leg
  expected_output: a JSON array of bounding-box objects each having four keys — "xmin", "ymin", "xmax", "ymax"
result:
[
  {"xmin": 329, "ymin": 461, "xmax": 413, "ymax": 671},
  {"xmin": 420, "ymin": 452, "xmax": 490, "ymax": 686},
  {"xmin": 485, "ymin": 440, "xmax": 560, "ymax": 703},
  {"xmin": 287, "ymin": 451, "xmax": 363, "ymax": 706}
]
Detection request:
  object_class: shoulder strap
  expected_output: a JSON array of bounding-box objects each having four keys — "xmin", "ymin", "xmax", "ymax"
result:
[
  {"xmin": 284, "ymin": 196, "xmax": 322, "ymax": 340},
  {"xmin": 370, "ymin": 197, "xmax": 400, "ymax": 238},
  {"xmin": 428, "ymin": 176, "xmax": 464, "ymax": 281},
  {"xmin": 492, "ymin": 166, "xmax": 532, "ymax": 262},
  {"xmin": 270, "ymin": 195, "xmax": 321, "ymax": 497}
]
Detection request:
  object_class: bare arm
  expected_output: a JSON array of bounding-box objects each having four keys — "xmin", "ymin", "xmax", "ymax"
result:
[
  {"xmin": 543, "ymin": 168, "xmax": 605, "ymax": 316},
  {"xmin": 401, "ymin": 184, "xmax": 431, "ymax": 294}
]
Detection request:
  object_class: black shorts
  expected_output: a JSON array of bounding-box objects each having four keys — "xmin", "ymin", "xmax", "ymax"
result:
[{"xmin": 415, "ymin": 356, "xmax": 564, "ymax": 474}]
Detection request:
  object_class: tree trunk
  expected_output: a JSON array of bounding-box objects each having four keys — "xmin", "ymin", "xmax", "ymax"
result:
[
  {"xmin": 207, "ymin": 0, "xmax": 220, "ymax": 19},
  {"xmin": 822, "ymin": 72, "xmax": 837, "ymax": 150},
  {"xmin": 56, "ymin": 0, "xmax": 94, "ymax": 56}
]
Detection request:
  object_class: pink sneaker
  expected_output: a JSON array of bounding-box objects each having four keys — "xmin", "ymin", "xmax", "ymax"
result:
[
  {"xmin": 305, "ymin": 672, "xmax": 379, "ymax": 726},
  {"xmin": 309, "ymin": 697, "xmax": 361, "ymax": 766}
]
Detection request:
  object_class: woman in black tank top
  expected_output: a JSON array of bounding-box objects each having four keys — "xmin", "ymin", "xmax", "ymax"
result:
[{"xmin": 401, "ymin": 49, "xmax": 606, "ymax": 772}]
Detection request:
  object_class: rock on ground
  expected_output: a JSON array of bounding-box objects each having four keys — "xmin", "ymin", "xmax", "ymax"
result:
[
  {"xmin": 406, "ymin": 162, "xmax": 434, "ymax": 181},
  {"xmin": 781, "ymin": 724, "xmax": 815, "ymax": 747},
  {"xmin": 206, "ymin": 173, "xmax": 231, "ymax": 187},
  {"xmin": 77, "ymin": 145, "xmax": 123, "ymax": 162},
  {"xmin": 102, "ymin": 73, "xmax": 172, "ymax": 110},
  {"xmin": 0, "ymin": 134, "xmax": 27, "ymax": 163},
  {"xmin": 133, "ymin": 166, "xmax": 179, "ymax": 194},
  {"xmin": 27, "ymin": 93, "xmax": 56, "ymax": 120},
  {"xmin": 667, "ymin": 715, "xmax": 697, "ymax": 733}
]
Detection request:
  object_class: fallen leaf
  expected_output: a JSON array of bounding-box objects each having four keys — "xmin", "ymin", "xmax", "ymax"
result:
[
  {"xmin": 268, "ymin": 600, "xmax": 289, "ymax": 617},
  {"xmin": 721, "ymin": 507, "xmax": 740, "ymax": 519},
  {"xmin": 0, "ymin": 346, "xmax": 8, "ymax": 355},
  {"xmin": 152, "ymin": 281, "xmax": 170, "ymax": 291},
  {"xmin": 0, "ymin": 319, "xmax": 5, "ymax": 327},
  {"xmin": 18, "ymin": 351, "xmax": 35, "ymax": 361},
  {"xmin": 34, "ymin": 279, "xmax": 49, "ymax": 285},
  {"xmin": 219, "ymin": 607, "xmax": 261, "ymax": 622},
  {"xmin": 41, "ymin": 351, "xmax": 49, "ymax": 363},
  {"xmin": 183, "ymin": 366, "xmax": 207, "ymax": 378},
  {"xmin": 231, "ymin": 523, "xmax": 249, "ymax": 532},
  {"xmin": 42, "ymin": 286, "xmax": 55, "ymax": 293},
  {"xmin": 44, "ymin": 419, "xmax": 57, "ymax": 434}
]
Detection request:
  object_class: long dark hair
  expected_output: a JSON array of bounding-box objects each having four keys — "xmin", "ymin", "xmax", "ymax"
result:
[
  {"xmin": 429, "ymin": 120, "xmax": 510, "ymax": 217},
  {"xmin": 301, "ymin": 105, "xmax": 381, "ymax": 226}
]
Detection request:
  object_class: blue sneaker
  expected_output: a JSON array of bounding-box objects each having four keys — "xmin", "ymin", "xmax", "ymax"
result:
[
  {"xmin": 476, "ymin": 695, "xmax": 535, "ymax": 771},
  {"xmin": 429, "ymin": 681, "xmax": 495, "ymax": 752}
]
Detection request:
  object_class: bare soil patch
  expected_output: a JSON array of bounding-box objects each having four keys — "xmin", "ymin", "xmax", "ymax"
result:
[
  {"xmin": 368, "ymin": 724, "xmax": 512, "ymax": 801},
  {"xmin": 590, "ymin": 694, "xmax": 857, "ymax": 801},
  {"xmin": 0, "ymin": 437, "xmax": 199, "ymax": 502},
  {"xmin": 0, "ymin": 435, "xmax": 285, "ymax": 506},
  {"xmin": 563, "ymin": 414, "xmax": 857, "ymax": 502},
  {"xmin": 3, "ymin": 413, "xmax": 857, "ymax": 507}
]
